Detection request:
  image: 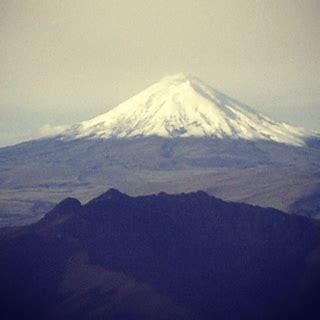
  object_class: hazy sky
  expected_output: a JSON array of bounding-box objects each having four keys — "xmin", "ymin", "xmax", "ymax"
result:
[{"xmin": 1, "ymin": 0, "xmax": 319, "ymax": 146}]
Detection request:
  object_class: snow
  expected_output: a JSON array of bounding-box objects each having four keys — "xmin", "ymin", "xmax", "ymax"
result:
[{"xmin": 61, "ymin": 73, "xmax": 315, "ymax": 146}]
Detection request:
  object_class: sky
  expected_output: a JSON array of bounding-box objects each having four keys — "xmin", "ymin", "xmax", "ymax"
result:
[{"xmin": 0, "ymin": 0, "xmax": 319, "ymax": 147}]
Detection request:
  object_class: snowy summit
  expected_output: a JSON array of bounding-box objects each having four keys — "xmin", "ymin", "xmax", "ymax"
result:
[{"xmin": 61, "ymin": 73, "xmax": 314, "ymax": 146}]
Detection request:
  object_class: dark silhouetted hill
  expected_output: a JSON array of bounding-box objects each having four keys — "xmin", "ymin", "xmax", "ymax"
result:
[{"xmin": 1, "ymin": 189, "xmax": 320, "ymax": 319}]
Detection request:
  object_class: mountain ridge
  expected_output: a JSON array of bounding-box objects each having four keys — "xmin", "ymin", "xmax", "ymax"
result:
[{"xmin": 1, "ymin": 189, "xmax": 320, "ymax": 319}]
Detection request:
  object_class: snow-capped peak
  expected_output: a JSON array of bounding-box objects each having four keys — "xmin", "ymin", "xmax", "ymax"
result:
[{"xmin": 61, "ymin": 73, "xmax": 315, "ymax": 146}]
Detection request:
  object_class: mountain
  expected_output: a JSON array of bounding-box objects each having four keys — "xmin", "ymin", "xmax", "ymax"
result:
[
  {"xmin": 0, "ymin": 74, "xmax": 320, "ymax": 225},
  {"xmin": 61, "ymin": 73, "xmax": 314, "ymax": 146},
  {"xmin": 1, "ymin": 189, "xmax": 320, "ymax": 320}
]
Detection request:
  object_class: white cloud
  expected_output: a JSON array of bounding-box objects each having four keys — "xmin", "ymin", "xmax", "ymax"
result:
[{"xmin": 38, "ymin": 124, "xmax": 67, "ymax": 137}]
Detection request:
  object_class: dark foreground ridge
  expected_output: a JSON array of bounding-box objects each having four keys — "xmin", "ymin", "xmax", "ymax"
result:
[{"xmin": 1, "ymin": 189, "xmax": 320, "ymax": 319}]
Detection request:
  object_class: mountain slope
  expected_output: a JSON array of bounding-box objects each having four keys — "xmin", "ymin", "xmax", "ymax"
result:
[
  {"xmin": 60, "ymin": 73, "xmax": 315, "ymax": 146},
  {"xmin": 1, "ymin": 189, "xmax": 320, "ymax": 320},
  {"xmin": 1, "ymin": 134, "xmax": 320, "ymax": 225}
]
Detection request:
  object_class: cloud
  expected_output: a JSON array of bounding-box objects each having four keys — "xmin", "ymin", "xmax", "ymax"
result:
[{"xmin": 38, "ymin": 124, "xmax": 67, "ymax": 137}]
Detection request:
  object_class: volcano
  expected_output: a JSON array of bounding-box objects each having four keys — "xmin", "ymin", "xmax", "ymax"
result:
[{"xmin": 60, "ymin": 73, "xmax": 314, "ymax": 146}]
